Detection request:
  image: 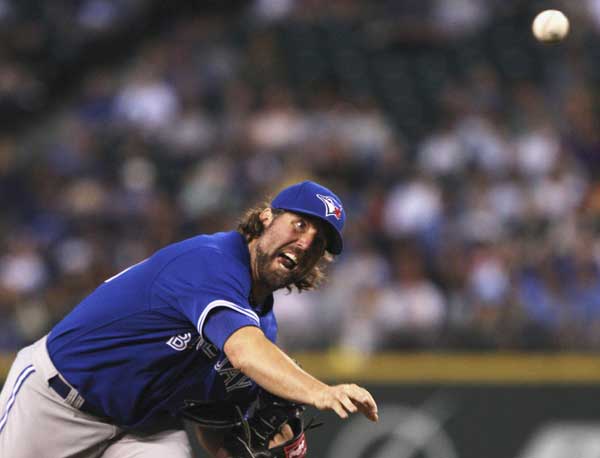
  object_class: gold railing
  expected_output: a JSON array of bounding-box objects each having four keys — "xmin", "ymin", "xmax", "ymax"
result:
[
  {"xmin": 293, "ymin": 349, "xmax": 600, "ymax": 384},
  {"xmin": 3, "ymin": 350, "xmax": 600, "ymax": 384}
]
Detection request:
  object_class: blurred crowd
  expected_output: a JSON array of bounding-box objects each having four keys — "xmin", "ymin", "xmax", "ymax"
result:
[
  {"xmin": 2, "ymin": 0, "xmax": 600, "ymax": 353},
  {"xmin": 0, "ymin": 0, "xmax": 156, "ymax": 130}
]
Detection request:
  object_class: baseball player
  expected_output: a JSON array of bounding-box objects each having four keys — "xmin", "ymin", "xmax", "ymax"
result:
[{"xmin": 0, "ymin": 180, "xmax": 378, "ymax": 458}]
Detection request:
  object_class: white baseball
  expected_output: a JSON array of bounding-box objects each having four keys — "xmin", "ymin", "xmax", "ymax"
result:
[{"xmin": 532, "ymin": 9, "xmax": 570, "ymax": 42}]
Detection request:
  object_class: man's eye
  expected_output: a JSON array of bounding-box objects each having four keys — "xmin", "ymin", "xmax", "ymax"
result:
[{"xmin": 295, "ymin": 220, "xmax": 306, "ymax": 229}]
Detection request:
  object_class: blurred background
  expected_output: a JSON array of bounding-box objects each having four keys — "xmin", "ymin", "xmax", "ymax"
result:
[{"xmin": 1, "ymin": 0, "xmax": 600, "ymax": 456}]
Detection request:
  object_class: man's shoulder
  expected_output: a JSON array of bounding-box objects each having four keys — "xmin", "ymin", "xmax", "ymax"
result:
[
  {"xmin": 158, "ymin": 231, "xmax": 246, "ymax": 261},
  {"xmin": 153, "ymin": 231, "xmax": 250, "ymax": 285}
]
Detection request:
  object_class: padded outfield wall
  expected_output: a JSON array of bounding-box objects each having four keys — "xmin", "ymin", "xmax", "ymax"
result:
[
  {"xmin": 191, "ymin": 352, "xmax": 600, "ymax": 458},
  {"xmin": 290, "ymin": 352, "xmax": 600, "ymax": 458},
  {"xmin": 4, "ymin": 352, "xmax": 600, "ymax": 458}
]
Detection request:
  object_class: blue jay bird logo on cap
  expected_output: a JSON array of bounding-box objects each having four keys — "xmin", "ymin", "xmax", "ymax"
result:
[{"xmin": 316, "ymin": 194, "xmax": 343, "ymax": 220}]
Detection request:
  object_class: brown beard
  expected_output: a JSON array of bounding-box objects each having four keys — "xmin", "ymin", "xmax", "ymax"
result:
[{"xmin": 254, "ymin": 244, "xmax": 305, "ymax": 291}]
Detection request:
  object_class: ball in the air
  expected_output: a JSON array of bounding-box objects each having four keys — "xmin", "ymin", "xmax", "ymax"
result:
[{"xmin": 532, "ymin": 9, "xmax": 570, "ymax": 43}]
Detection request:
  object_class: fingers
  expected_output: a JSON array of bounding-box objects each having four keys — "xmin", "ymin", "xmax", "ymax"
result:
[
  {"xmin": 317, "ymin": 384, "xmax": 379, "ymax": 422},
  {"xmin": 356, "ymin": 400, "xmax": 379, "ymax": 422},
  {"xmin": 345, "ymin": 384, "xmax": 378, "ymax": 422},
  {"xmin": 351, "ymin": 387, "xmax": 379, "ymax": 422},
  {"xmin": 268, "ymin": 423, "xmax": 294, "ymax": 448},
  {"xmin": 268, "ymin": 434, "xmax": 283, "ymax": 449},
  {"xmin": 280, "ymin": 423, "xmax": 294, "ymax": 441},
  {"xmin": 332, "ymin": 402, "xmax": 349, "ymax": 419},
  {"xmin": 340, "ymin": 395, "xmax": 358, "ymax": 415}
]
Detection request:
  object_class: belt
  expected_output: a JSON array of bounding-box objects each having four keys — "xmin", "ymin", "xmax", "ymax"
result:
[{"xmin": 48, "ymin": 375, "xmax": 107, "ymax": 419}]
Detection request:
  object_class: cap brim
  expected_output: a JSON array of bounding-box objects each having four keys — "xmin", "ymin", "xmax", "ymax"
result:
[{"xmin": 319, "ymin": 221, "xmax": 343, "ymax": 255}]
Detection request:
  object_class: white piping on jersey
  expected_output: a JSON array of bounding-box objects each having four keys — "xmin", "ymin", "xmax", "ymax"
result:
[
  {"xmin": 0, "ymin": 364, "xmax": 36, "ymax": 434},
  {"xmin": 196, "ymin": 300, "xmax": 260, "ymax": 337}
]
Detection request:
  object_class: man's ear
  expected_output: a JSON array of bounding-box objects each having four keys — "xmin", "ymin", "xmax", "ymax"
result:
[{"xmin": 259, "ymin": 208, "xmax": 274, "ymax": 227}]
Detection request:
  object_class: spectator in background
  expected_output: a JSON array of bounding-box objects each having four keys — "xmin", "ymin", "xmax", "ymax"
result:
[
  {"xmin": 373, "ymin": 244, "xmax": 447, "ymax": 349},
  {"xmin": 2, "ymin": 0, "xmax": 600, "ymax": 354}
]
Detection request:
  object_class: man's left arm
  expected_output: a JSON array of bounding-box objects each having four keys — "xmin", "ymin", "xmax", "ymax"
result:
[{"xmin": 224, "ymin": 326, "xmax": 378, "ymax": 421}]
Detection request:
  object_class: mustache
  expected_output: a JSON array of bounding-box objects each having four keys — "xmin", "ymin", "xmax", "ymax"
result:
[{"xmin": 277, "ymin": 243, "xmax": 312, "ymax": 260}]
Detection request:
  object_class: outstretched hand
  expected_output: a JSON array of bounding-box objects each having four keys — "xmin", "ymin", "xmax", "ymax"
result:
[{"xmin": 315, "ymin": 384, "xmax": 378, "ymax": 422}]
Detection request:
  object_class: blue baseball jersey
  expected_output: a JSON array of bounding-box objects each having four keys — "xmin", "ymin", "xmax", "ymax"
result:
[{"xmin": 46, "ymin": 231, "xmax": 277, "ymax": 429}]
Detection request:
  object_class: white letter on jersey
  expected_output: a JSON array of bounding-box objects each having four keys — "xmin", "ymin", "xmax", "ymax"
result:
[
  {"xmin": 167, "ymin": 333, "xmax": 192, "ymax": 351},
  {"xmin": 214, "ymin": 357, "xmax": 253, "ymax": 392}
]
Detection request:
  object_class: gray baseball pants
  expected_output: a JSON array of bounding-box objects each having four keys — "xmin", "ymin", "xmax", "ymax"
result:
[{"xmin": 0, "ymin": 336, "xmax": 193, "ymax": 458}]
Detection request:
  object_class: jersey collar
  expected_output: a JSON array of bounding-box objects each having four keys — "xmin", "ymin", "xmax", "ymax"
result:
[{"xmin": 252, "ymin": 294, "xmax": 274, "ymax": 316}]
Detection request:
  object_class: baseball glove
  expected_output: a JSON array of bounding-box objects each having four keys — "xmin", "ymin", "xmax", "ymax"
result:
[{"xmin": 180, "ymin": 391, "xmax": 321, "ymax": 458}]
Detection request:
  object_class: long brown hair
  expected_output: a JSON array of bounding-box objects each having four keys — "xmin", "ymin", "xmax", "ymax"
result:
[{"xmin": 237, "ymin": 203, "xmax": 333, "ymax": 292}]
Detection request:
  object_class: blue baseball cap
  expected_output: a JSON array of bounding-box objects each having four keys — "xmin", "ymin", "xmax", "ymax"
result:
[{"xmin": 271, "ymin": 181, "xmax": 345, "ymax": 254}]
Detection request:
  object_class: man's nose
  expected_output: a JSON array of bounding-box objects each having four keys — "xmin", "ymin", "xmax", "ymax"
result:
[{"xmin": 296, "ymin": 231, "xmax": 316, "ymax": 251}]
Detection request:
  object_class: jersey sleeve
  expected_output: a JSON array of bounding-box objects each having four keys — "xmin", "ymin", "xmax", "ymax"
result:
[
  {"xmin": 203, "ymin": 307, "xmax": 258, "ymax": 349},
  {"xmin": 151, "ymin": 246, "xmax": 260, "ymax": 348}
]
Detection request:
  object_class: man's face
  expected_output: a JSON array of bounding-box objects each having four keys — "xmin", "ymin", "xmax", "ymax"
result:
[{"xmin": 253, "ymin": 210, "xmax": 328, "ymax": 291}]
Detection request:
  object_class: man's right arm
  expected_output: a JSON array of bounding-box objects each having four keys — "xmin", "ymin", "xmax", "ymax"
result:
[{"xmin": 224, "ymin": 326, "xmax": 378, "ymax": 422}]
